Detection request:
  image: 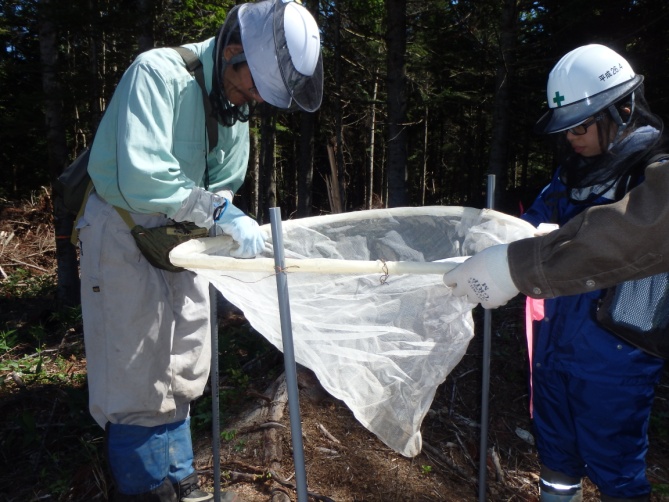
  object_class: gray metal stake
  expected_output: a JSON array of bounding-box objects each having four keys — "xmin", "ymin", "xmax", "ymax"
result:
[
  {"xmin": 269, "ymin": 207, "xmax": 308, "ymax": 502},
  {"xmin": 478, "ymin": 174, "xmax": 496, "ymax": 502},
  {"xmin": 209, "ymin": 223, "xmax": 222, "ymax": 501},
  {"xmin": 210, "ymin": 283, "xmax": 221, "ymax": 502}
]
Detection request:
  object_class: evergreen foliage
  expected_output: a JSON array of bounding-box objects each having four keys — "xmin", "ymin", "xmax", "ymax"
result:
[{"xmin": 2, "ymin": 0, "xmax": 669, "ymax": 214}]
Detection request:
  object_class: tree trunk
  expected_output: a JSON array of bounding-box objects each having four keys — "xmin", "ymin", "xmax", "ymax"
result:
[
  {"xmin": 137, "ymin": 0, "xmax": 154, "ymax": 53},
  {"xmin": 487, "ymin": 0, "xmax": 518, "ymax": 210},
  {"xmin": 385, "ymin": 0, "xmax": 409, "ymax": 207},
  {"xmin": 297, "ymin": 0, "xmax": 319, "ymax": 218},
  {"xmin": 297, "ymin": 112, "xmax": 316, "ymax": 218},
  {"xmin": 248, "ymin": 115, "xmax": 261, "ymax": 218},
  {"xmin": 40, "ymin": 0, "xmax": 80, "ymax": 308},
  {"xmin": 421, "ymin": 106, "xmax": 428, "ymax": 206},
  {"xmin": 367, "ymin": 75, "xmax": 378, "ymax": 210},
  {"xmin": 260, "ymin": 106, "xmax": 277, "ymax": 224},
  {"xmin": 332, "ymin": 0, "xmax": 346, "ymax": 212},
  {"xmin": 88, "ymin": 0, "xmax": 104, "ymax": 128}
]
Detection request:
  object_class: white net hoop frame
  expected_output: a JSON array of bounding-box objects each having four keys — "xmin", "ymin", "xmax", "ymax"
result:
[{"xmin": 170, "ymin": 206, "xmax": 535, "ymax": 456}]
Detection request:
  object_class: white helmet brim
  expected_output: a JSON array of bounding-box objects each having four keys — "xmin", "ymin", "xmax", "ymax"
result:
[
  {"xmin": 535, "ymin": 44, "xmax": 643, "ymax": 134},
  {"xmin": 536, "ymin": 76, "xmax": 643, "ymax": 134}
]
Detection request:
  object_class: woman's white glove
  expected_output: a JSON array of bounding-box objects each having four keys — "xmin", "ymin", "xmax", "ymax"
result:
[
  {"xmin": 442, "ymin": 244, "xmax": 519, "ymax": 309},
  {"xmin": 215, "ymin": 200, "xmax": 266, "ymax": 258}
]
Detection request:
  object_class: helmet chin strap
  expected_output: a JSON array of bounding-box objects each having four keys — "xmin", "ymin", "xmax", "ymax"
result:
[{"xmin": 607, "ymin": 91, "xmax": 636, "ymax": 150}]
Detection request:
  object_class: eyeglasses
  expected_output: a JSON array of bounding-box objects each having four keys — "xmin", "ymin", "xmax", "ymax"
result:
[{"xmin": 566, "ymin": 115, "xmax": 602, "ymax": 135}]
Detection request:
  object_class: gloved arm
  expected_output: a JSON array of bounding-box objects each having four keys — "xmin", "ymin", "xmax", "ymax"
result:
[
  {"xmin": 442, "ymin": 244, "xmax": 519, "ymax": 309},
  {"xmin": 172, "ymin": 187, "xmax": 266, "ymax": 258},
  {"xmin": 214, "ymin": 198, "xmax": 266, "ymax": 258}
]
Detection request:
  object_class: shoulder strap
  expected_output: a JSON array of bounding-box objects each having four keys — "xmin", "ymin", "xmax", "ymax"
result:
[
  {"xmin": 72, "ymin": 48, "xmax": 219, "ymax": 242},
  {"xmin": 69, "ymin": 179, "xmax": 95, "ymax": 246},
  {"xmin": 114, "ymin": 206, "xmax": 137, "ymax": 229},
  {"xmin": 172, "ymin": 46, "xmax": 218, "ymax": 152},
  {"xmin": 647, "ymin": 153, "xmax": 669, "ymax": 165},
  {"xmin": 113, "ymin": 47, "xmax": 219, "ymax": 232},
  {"xmin": 615, "ymin": 152, "xmax": 669, "ymax": 200},
  {"xmin": 70, "ymin": 187, "xmax": 137, "ymax": 244}
]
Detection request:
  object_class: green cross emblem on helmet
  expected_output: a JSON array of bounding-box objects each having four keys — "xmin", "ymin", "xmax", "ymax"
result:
[{"xmin": 553, "ymin": 91, "xmax": 565, "ymax": 107}]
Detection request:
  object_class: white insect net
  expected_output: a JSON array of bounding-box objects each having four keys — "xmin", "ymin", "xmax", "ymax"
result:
[{"xmin": 170, "ymin": 206, "xmax": 535, "ymax": 457}]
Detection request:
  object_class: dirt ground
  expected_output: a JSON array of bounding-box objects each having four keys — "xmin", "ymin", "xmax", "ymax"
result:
[
  {"xmin": 1, "ymin": 195, "xmax": 669, "ymax": 502},
  {"xmin": 194, "ymin": 302, "xmax": 669, "ymax": 502}
]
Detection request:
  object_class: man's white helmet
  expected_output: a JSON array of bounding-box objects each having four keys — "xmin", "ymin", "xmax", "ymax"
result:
[
  {"xmin": 239, "ymin": 0, "xmax": 323, "ymax": 112},
  {"xmin": 535, "ymin": 44, "xmax": 643, "ymax": 134}
]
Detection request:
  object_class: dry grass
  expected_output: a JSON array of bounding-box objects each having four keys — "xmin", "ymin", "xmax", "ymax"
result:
[{"xmin": 0, "ymin": 189, "xmax": 57, "ymax": 279}]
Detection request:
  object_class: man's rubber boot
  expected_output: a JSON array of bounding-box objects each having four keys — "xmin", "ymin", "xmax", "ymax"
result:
[
  {"xmin": 111, "ymin": 478, "xmax": 178, "ymax": 502},
  {"xmin": 539, "ymin": 465, "xmax": 583, "ymax": 502}
]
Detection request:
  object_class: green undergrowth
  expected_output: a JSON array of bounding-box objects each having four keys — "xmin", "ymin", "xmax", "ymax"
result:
[{"xmin": 0, "ymin": 269, "xmax": 277, "ymax": 501}]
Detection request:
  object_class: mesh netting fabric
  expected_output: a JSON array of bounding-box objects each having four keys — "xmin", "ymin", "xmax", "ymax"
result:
[
  {"xmin": 171, "ymin": 206, "xmax": 536, "ymax": 456},
  {"xmin": 609, "ymin": 274, "xmax": 669, "ymax": 332}
]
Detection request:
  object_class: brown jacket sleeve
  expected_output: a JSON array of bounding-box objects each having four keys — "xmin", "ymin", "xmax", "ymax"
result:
[{"xmin": 508, "ymin": 159, "xmax": 669, "ymax": 298}]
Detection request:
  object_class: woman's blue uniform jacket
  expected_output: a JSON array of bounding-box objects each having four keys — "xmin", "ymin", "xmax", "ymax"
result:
[{"xmin": 521, "ymin": 169, "xmax": 664, "ymax": 384}]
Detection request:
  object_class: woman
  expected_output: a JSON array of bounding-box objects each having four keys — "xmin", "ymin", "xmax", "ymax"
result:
[{"xmin": 521, "ymin": 44, "xmax": 666, "ymax": 502}]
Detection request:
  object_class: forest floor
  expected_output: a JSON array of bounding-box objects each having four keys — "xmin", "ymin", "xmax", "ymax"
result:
[{"xmin": 1, "ymin": 193, "xmax": 669, "ymax": 502}]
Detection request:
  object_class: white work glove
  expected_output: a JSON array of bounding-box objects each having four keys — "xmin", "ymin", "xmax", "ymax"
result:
[
  {"xmin": 442, "ymin": 244, "xmax": 519, "ymax": 309},
  {"xmin": 535, "ymin": 223, "xmax": 559, "ymax": 236},
  {"xmin": 215, "ymin": 199, "xmax": 266, "ymax": 258}
]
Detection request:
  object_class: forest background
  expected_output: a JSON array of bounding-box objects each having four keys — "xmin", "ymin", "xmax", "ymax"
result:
[{"xmin": 3, "ymin": 0, "xmax": 669, "ymax": 236}]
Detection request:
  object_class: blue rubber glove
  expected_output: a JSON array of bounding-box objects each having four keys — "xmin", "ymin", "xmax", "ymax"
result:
[{"xmin": 215, "ymin": 200, "xmax": 266, "ymax": 258}]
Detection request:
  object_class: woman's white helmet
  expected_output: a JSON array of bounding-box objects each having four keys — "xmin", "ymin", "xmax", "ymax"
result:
[
  {"xmin": 535, "ymin": 44, "xmax": 643, "ymax": 134},
  {"xmin": 238, "ymin": 0, "xmax": 323, "ymax": 112}
]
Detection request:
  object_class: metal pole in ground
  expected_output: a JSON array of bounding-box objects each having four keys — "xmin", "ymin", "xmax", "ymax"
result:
[
  {"xmin": 210, "ymin": 283, "xmax": 221, "ymax": 502},
  {"xmin": 478, "ymin": 174, "xmax": 495, "ymax": 502},
  {"xmin": 269, "ymin": 207, "xmax": 308, "ymax": 502},
  {"xmin": 208, "ymin": 224, "xmax": 223, "ymax": 502}
]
